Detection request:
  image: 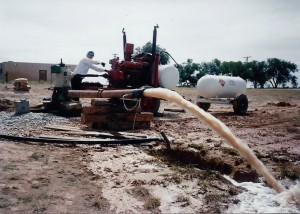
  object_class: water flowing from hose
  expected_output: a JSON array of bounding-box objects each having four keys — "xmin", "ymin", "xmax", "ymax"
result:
[{"xmin": 143, "ymin": 87, "xmax": 285, "ymax": 193}]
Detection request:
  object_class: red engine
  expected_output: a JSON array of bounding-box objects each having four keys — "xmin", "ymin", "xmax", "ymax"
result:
[{"xmin": 107, "ymin": 27, "xmax": 159, "ymax": 89}]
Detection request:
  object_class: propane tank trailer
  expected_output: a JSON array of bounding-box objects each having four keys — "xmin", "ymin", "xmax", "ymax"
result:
[{"xmin": 196, "ymin": 75, "xmax": 248, "ymax": 115}]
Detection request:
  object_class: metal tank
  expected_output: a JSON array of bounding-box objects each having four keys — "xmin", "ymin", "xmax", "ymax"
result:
[
  {"xmin": 196, "ymin": 75, "xmax": 248, "ymax": 115},
  {"xmin": 158, "ymin": 65, "xmax": 179, "ymax": 90}
]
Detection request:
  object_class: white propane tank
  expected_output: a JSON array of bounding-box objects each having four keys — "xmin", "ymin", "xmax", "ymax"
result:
[
  {"xmin": 197, "ymin": 75, "xmax": 246, "ymax": 98},
  {"xmin": 158, "ymin": 65, "xmax": 179, "ymax": 90}
]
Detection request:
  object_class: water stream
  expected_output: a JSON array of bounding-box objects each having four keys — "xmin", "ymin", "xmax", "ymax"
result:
[{"xmin": 143, "ymin": 88, "xmax": 285, "ymax": 193}]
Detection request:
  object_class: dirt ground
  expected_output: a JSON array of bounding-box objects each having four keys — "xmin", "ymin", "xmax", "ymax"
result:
[{"xmin": 0, "ymin": 83, "xmax": 299, "ymax": 213}]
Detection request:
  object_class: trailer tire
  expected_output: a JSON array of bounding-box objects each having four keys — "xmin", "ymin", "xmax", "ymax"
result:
[
  {"xmin": 196, "ymin": 102, "xmax": 211, "ymax": 111},
  {"xmin": 233, "ymin": 94, "xmax": 248, "ymax": 115}
]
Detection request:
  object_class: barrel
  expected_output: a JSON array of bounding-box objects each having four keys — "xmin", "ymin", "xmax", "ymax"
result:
[
  {"xmin": 14, "ymin": 99, "xmax": 30, "ymax": 115},
  {"xmin": 196, "ymin": 75, "xmax": 246, "ymax": 98}
]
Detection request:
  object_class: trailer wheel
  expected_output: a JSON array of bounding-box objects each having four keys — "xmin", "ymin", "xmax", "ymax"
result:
[
  {"xmin": 233, "ymin": 94, "xmax": 248, "ymax": 115},
  {"xmin": 141, "ymin": 98, "xmax": 160, "ymax": 114},
  {"xmin": 196, "ymin": 102, "xmax": 211, "ymax": 111}
]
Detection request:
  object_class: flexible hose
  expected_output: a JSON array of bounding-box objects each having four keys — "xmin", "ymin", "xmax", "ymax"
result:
[{"xmin": 0, "ymin": 134, "xmax": 162, "ymax": 145}]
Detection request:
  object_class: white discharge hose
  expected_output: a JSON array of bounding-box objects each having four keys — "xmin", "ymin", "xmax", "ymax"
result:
[{"xmin": 143, "ymin": 87, "xmax": 285, "ymax": 193}]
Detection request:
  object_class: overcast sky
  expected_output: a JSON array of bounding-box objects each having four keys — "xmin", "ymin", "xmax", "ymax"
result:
[{"xmin": 1, "ymin": 0, "xmax": 299, "ymax": 70}]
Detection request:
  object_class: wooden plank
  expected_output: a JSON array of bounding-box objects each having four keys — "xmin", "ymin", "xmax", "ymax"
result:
[
  {"xmin": 82, "ymin": 106, "xmax": 111, "ymax": 114},
  {"xmin": 81, "ymin": 113, "xmax": 107, "ymax": 123},
  {"xmin": 92, "ymin": 121, "xmax": 151, "ymax": 131},
  {"xmin": 64, "ymin": 130, "xmax": 148, "ymax": 138},
  {"xmin": 44, "ymin": 124, "xmax": 151, "ymax": 135},
  {"xmin": 110, "ymin": 112, "xmax": 153, "ymax": 122},
  {"xmin": 44, "ymin": 125, "xmax": 82, "ymax": 131},
  {"xmin": 43, "ymin": 124, "xmax": 149, "ymax": 138},
  {"xmin": 81, "ymin": 112, "xmax": 153, "ymax": 123},
  {"xmin": 60, "ymin": 102, "xmax": 82, "ymax": 110},
  {"xmin": 82, "ymin": 105, "xmax": 141, "ymax": 115},
  {"xmin": 91, "ymin": 98, "xmax": 110, "ymax": 106},
  {"xmin": 90, "ymin": 98, "xmax": 141, "ymax": 112}
]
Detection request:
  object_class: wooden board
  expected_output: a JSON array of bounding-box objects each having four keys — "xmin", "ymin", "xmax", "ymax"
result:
[
  {"xmin": 81, "ymin": 113, "xmax": 106, "ymax": 123},
  {"xmin": 82, "ymin": 105, "xmax": 141, "ymax": 115},
  {"xmin": 82, "ymin": 106, "xmax": 111, "ymax": 114},
  {"xmin": 43, "ymin": 124, "xmax": 149, "ymax": 138},
  {"xmin": 60, "ymin": 102, "xmax": 82, "ymax": 110},
  {"xmin": 81, "ymin": 112, "xmax": 153, "ymax": 123},
  {"xmin": 44, "ymin": 125, "xmax": 82, "ymax": 131},
  {"xmin": 92, "ymin": 121, "xmax": 151, "ymax": 131},
  {"xmin": 91, "ymin": 98, "xmax": 110, "ymax": 106}
]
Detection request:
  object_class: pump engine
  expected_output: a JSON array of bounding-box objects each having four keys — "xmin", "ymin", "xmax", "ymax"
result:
[{"xmin": 107, "ymin": 26, "xmax": 160, "ymax": 89}]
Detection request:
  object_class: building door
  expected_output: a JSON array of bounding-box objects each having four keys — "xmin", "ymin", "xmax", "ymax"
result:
[{"xmin": 39, "ymin": 70, "xmax": 47, "ymax": 82}]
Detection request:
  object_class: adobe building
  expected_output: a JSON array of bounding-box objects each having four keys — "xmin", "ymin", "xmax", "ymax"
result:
[{"xmin": 0, "ymin": 61, "xmax": 77, "ymax": 83}]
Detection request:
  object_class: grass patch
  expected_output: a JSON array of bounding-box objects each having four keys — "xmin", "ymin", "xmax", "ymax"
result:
[
  {"xmin": 204, "ymin": 193, "xmax": 222, "ymax": 204},
  {"xmin": 144, "ymin": 197, "xmax": 160, "ymax": 211},
  {"xmin": 28, "ymin": 152, "xmax": 45, "ymax": 161},
  {"xmin": 168, "ymin": 173, "xmax": 182, "ymax": 184},
  {"xmin": 33, "ymin": 200, "xmax": 47, "ymax": 213},
  {"xmin": 8, "ymin": 173, "xmax": 21, "ymax": 181},
  {"xmin": 147, "ymin": 147, "xmax": 233, "ymax": 175},
  {"xmin": 175, "ymin": 195, "xmax": 190, "ymax": 206},
  {"xmin": 131, "ymin": 187, "xmax": 150, "ymax": 198},
  {"xmin": 2, "ymin": 163, "xmax": 17, "ymax": 171},
  {"xmin": 0, "ymin": 98, "xmax": 13, "ymax": 105},
  {"xmin": 0, "ymin": 197, "xmax": 10, "ymax": 208},
  {"xmin": 280, "ymin": 167, "xmax": 299, "ymax": 180},
  {"xmin": 287, "ymin": 127, "xmax": 300, "ymax": 133},
  {"xmin": 188, "ymin": 144, "xmax": 208, "ymax": 155},
  {"xmin": 92, "ymin": 196, "xmax": 110, "ymax": 211},
  {"xmin": 221, "ymin": 147, "xmax": 239, "ymax": 156}
]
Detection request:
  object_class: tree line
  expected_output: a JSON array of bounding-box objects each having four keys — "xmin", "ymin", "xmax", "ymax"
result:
[{"xmin": 135, "ymin": 42, "xmax": 299, "ymax": 88}]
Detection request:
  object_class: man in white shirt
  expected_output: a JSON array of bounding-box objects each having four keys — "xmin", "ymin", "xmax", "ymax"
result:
[
  {"xmin": 71, "ymin": 51, "xmax": 106, "ymax": 86},
  {"xmin": 71, "ymin": 51, "xmax": 107, "ymax": 100}
]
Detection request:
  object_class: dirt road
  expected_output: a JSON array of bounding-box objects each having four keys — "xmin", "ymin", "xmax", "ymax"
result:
[{"xmin": 0, "ymin": 83, "xmax": 299, "ymax": 213}]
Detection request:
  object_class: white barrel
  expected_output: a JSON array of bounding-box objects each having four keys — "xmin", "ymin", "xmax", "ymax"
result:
[
  {"xmin": 197, "ymin": 75, "xmax": 246, "ymax": 98},
  {"xmin": 158, "ymin": 65, "xmax": 179, "ymax": 90}
]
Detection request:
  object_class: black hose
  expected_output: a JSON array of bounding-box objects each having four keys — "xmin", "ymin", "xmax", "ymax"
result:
[
  {"xmin": 164, "ymin": 51, "xmax": 180, "ymax": 67},
  {"xmin": 0, "ymin": 134, "xmax": 162, "ymax": 145}
]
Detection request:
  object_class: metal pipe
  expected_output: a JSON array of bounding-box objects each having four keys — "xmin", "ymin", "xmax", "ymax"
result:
[
  {"xmin": 151, "ymin": 25, "xmax": 158, "ymax": 64},
  {"xmin": 151, "ymin": 24, "xmax": 159, "ymax": 86},
  {"xmin": 122, "ymin": 28, "xmax": 126, "ymax": 59},
  {"xmin": 68, "ymin": 89, "xmax": 143, "ymax": 99}
]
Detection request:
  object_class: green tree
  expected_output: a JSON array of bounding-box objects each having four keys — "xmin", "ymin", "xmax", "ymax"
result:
[
  {"xmin": 198, "ymin": 58, "xmax": 221, "ymax": 75},
  {"xmin": 219, "ymin": 61, "xmax": 246, "ymax": 78},
  {"xmin": 177, "ymin": 59, "xmax": 200, "ymax": 86},
  {"xmin": 248, "ymin": 61, "xmax": 267, "ymax": 88},
  {"xmin": 265, "ymin": 58, "xmax": 298, "ymax": 88},
  {"xmin": 134, "ymin": 42, "xmax": 170, "ymax": 65}
]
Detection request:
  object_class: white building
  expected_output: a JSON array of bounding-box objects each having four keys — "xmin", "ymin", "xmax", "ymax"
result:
[{"xmin": 0, "ymin": 61, "xmax": 76, "ymax": 83}]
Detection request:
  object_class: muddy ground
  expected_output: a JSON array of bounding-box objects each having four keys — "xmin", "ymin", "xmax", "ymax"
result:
[{"xmin": 0, "ymin": 83, "xmax": 299, "ymax": 213}]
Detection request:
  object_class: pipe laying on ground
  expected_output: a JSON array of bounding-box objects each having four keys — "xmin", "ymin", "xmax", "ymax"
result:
[{"xmin": 0, "ymin": 134, "xmax": 163, "ymax": 145}]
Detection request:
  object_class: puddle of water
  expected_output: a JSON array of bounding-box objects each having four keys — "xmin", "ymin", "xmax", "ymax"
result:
[{"xmin": 223, "ymin": 175, "xmax": 300, "ymax": 213}]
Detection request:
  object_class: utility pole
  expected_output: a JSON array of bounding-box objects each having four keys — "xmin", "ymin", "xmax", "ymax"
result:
[
  {"xmin": 243, "ymin": 56, "xmax": 251, "ymax": 83},
  {"xmin": 243, "ymin": 56, "xmax": 251, "ymax": 63}
]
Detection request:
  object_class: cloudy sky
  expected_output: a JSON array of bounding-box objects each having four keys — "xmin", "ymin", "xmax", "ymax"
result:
[{"xmin": 1, "ymin": 0, "xmax": 299, "ymax": 70}]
